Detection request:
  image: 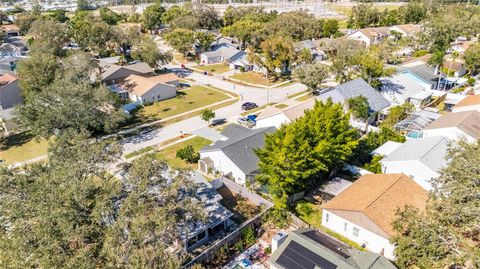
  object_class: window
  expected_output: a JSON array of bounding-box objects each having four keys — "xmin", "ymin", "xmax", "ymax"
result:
[
  {"xmin": 353, "ymin": 227, "xmax": 360, "ymax": 237},
  {"xmin": 157, "ymin": 95, "xmax": 161, "ymax": 99},
  {"xmin": 344, "ymin": 222, "xmax": 348, "ymax": 232},
  {"xmin": 187, "ymin": 236, "xmax": 197, "ymax": 248},
  {"xmin": 325, "ymin": 213, "xmax": 329, "ymax": 223},
  {"xmin": 197, "ymin": 230, "xmax": 206, "ymax": 241}
]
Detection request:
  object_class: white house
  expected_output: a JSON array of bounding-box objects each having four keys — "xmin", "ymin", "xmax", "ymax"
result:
[
  {"xmin": 380, "ymin": 73, "xmax": 432, "ymax": 108},
  {"xmin": 347, "ymin": 27, "xmax": 390, "ymax": 46},
  {"xmin": 114, "ymin": 74, "xmax": 177, "ymax": 105},
  {"xmin": 322, "ymin": 174, "xmax": 428, "ymax": 260},
  {"xmin": 422, "ymin": 110, "xmax": 480, "ymax": 142},
  {"xmin": 452, "ymin": 95, "xmax": 480, "ymax": 113},
  {"xmin": 198, "ymin": 125, "xmax": 276, "ymax": 185},
  {"xmin": 255, "ymin": 99, "xmax": 315, "ymax": 128},
  {"xmin": 200, "ymin": 46, "xmax": 246, "ymax": 66},
  {"xmin": 379, "ymin": 136, "xmax": 449, "ymax": 190}
]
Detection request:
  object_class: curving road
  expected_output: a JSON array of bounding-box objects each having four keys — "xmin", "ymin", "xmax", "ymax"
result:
[{"xmin": 121, "ymin": 67, "xmax": 307, "ymax": 154}]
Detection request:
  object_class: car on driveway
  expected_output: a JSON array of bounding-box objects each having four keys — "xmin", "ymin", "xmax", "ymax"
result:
[
  {"xmin": 237, "ymin": 117, "xmax": 256, "ymax": 128},
  {"xmin": 241, "ymin": 102, "xmax": 258, "ymax": 110}
]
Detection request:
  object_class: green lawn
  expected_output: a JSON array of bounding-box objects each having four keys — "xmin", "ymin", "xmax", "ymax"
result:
[
  {"xmin": 294, "ymin": 200, "xmax": 323, "ymax": 228},
  {"xmin": 0, "ymin": 132, "xmax": 49, "ymax": 164},
  {"xmin": 230, "ymin": 72, "xmax": 288, "ymax": 87},
  {"xmin": 241, "ymin": 103, "xmax": 277, "ymax": 116},
  {"xmin": 194, "ymin": 63, "xmax": 231, "ymax": 74},
  {"xmin": 295, "ymin": 94, "xmax": 314, "ymax": 102},
  {"xmin": 156, "ymin": 136, "xmax": 212, "ymax": 169},
  {"xmin": 133, "ymin": 85, "xmax": 231, "ymax": 124},
  {"xmin": 275, "ymin": 104, "xmax": 289, "ymax": 109}
]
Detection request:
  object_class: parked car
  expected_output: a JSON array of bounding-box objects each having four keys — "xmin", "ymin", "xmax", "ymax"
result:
[
  {"xmin": 237, "ymin": 117, "xmax": 256, "ymax": 128},
  {"xmin": 241, "ymin": 102, "xmax": 258, "ymax": 110},
  {"xmin": 211, "ymin": 118, "xmax": 226, "ymax": 126},
  {"xmin": 246, "ymin": 115, "xmax": 257, "ymax": 122}
]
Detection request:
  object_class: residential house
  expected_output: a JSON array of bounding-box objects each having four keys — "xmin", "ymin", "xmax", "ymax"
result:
[
  {"xmin": 295, "ymin": 39, "xmax": 326, "ymax": 62},
  {"xmin": 371, "ymin": 141, "xmax": 402, "ymax": 157},
  {"xmin": 181, "ymin": 172, "xmax": 234, "ymax": 252},
  {"xmin": 316, "ymin": 78, "xmax": 391, "ymax": 122},
  {"xmin": 396, "ymin": 61, "xmax": 446, "ymax": 90},
  {"xmin": 380, "ymin": 73, "xmax": 432, "ymax": 108},
  {"xmin": 255, "ymin": 99, "xmax": 315, "ymax": 128},
  {"xmin": 347, "ymin": 27, "xmax": 390, "ymax": 46},
  {"xmin": 198, "ymin": 125, "xmax": 276, "ymax": 185},
  {"xmin": 322, "ymin": 174, "xmax": 428, "ymax": 259},
  {"xmin": 452, "ymin": 95, "xmax": 480, "ymax": 113},
  {"xmin": 0, "ymin": 73, "xmax": 23, "ymax": 109},
  {"xmin": 379, "ymin": 136, "xmax": 449, "ymax": 190},
  {"xmin": 269, "ymin": 228, "xmax": 396, "ymax": 269},
  {"xmin": 96, "ymin": 61, "xmax": 154, "ymax": 85},
  {"xmin": 422, "ymin": 110, "xmax": 480, "ymax": 142},
  {"xmin": 0, "ymin": 42, "xmax": 27, "ymax": 57},
  {"xmin": 111, "ymin": 74, "xmax": 177, "ymax": 105},
  {"xmin": 0, "ymin": 24, "xmax": 20, "ymax": 37},
  {"xmin": 200, "ymin": 46, "xmax": 246, "ymax": 66},
  {"xmin": 443, "ymin": 58, "xmax": 467, "ymax": 78},
  {"xmin": 388, "ymin": 24, "xmax": 422, "ymax": 37},
  {"xmin": 210, "ymin": 36, "xmax": 238, "ymax": 50}
]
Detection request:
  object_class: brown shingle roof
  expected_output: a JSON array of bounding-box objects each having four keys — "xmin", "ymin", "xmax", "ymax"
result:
[
  {"xmin": 0, "ymin": 73, "xmax": 18, "ymax": 86},
  {"xmin": 395, "ymin": 24, "xmax": 421, "ymax": 35},
  {"xmin": 454, "ymin": 95, "xmax": 480, "ymax": 108},
  {"xmin": 323, "ymin": 174, "xmax": 428, "ymax": 237},
  {"xmin": 424, "ymin": 110, "xmax": 480, "ymax": 139},
  {"xmin": 150, "ymin": 73, "xmax": 179, "ymax": 84},
  {"xmin": 282, "ymin": 99, "xmax": 315, "ymax": 121},
  {"xmin": 0, "ymin": 24, "xmax": 20, "ymax": 32},
  {"xmin": 119, "ymin": 74, "xmax": 172, "ymax": 96}
]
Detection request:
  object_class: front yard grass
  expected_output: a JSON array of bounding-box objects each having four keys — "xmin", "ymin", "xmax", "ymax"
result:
[
  {"xmin": 230, "ymin": 72, "xmax": 288, "ymax": 87},
  {"xmin": 132, "ymin": 85, "xmax": 231, "ymax": 124},
  {"xmin": 156, "ymin": 136, "xmax": 212, "ymax": 169},
  {"xmin": 0, "ymin": 132, "xmax": 49, "ymax": 164},
  {"xmin": 193, "ymin": 63, "xmax": 231, "ymax": 74}
]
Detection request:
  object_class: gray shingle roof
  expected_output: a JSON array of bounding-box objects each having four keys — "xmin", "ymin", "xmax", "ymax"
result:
[
  {"xmin": 200, "ymin": 126, "xmax": 276, "ymax": 175},
  {"xmin": 203, "ymin": 46, "xmax": 246, "ymax": 61},
  {"xmin": 381, "ymin": 136, "xmax": 449, "ymax": 172},
  {"xmin": 317, "ymin": 78, "xmax": 391, "ymax": 112},
  {"xmin": 269, "ymin": 228, "xmax": 397, "ymax": 269}
]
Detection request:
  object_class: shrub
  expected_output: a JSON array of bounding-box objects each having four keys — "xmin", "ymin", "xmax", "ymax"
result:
[
  {"xmin": 413, "ymin": 50, "xmax": 428, "ymax": 57},
  {"xmin": 363, "ymin": 155, "xmax": 383, "ymax": 173},
  {"xmin": 176, "ymin": 145, "xmax": 200, "ymax": 163},
  {"xmin": 262, "ymin": 207, "xmax": 291, "ymax": 229},
  {"xmin": 467, "ymin": 77, "xmax": 476, "ymax": 86},
  {"xmin": 239, "ymin": 66, "xmax": 246, "ymax": 72},
  {"xmin": 242, "ymin": 226, "xmax": 256, "ymax": 246}
]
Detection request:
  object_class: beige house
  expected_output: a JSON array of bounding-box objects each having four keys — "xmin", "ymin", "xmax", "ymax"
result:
[
  {"xmin": 0, "ymin": 73, "xmax": 23, "ymax": 109},
  {"xmin": 452, "ymin": 95, "xmax": 480, "ymax": 113},
  {"xmin": 255, "ymin": 99, "xmax": 315, "ymax": 128},
  {"xmin": 322, "ymin": 174, "xmax": 428, "ymax": 259},
  {"xmin": 118, "ymin": 74, "xmax": 177, "ymax": 105},
  {"xmin": 422, "ymin": 110, "xmax": 480, "ymax": 142}
]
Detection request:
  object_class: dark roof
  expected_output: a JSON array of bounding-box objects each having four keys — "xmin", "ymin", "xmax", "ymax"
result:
[
  {"xmin": 269, "ymin": 229, "xmax": 396, "ymax": 269},
  {"xmin": 219, "ymin": 124, "xmax": 252, "ymax": 138},
  {"xmin": 200, "ymin": 126, "xmax": 276, "ymax": 175},
  {"xmin": 317, "ymin": 78, "xmax": 391, "ymax": 112},
  {"xmin": 396, "ymin": 64, "xmax": 443, "ymax": 86}
]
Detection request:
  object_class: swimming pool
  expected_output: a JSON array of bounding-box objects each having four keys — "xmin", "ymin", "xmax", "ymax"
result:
[{"xmin": 407, "ymin": 130, "xmax": 423, "ymax": 139}]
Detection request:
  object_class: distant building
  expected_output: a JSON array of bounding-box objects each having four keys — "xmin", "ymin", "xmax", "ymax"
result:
[
  {"xmin": 380, "ymin": 73, "xmax": 432, "ymax": 108},
  {"xmin": 389, "ymin": 24, "xmax": 422, "ymax": 37},
  {"xmin": 200, "ymin": 46, "xmax": 247, "ymax": 70},
  {"xmin": 322, "ymin": 174, "xmax": 428, "ymax": 259},
  {"xmin": 347, "ymin": 27, "xmax": 390, "ymax": 46},
  {"xmin": 269, "ymin": 228, "xmax": 396, "ymax": 269},
  {"xmin": 0, "ymin": 24, "xmax": 20, "ymax": 37}
]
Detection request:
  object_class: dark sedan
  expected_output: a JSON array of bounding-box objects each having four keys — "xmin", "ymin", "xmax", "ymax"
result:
[{"xmin": 241, "ymin": 102, "xmax": 258, "ymax": 110}]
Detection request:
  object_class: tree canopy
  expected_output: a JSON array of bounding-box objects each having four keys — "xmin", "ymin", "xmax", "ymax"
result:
[
  {"xmin": 0, "ymin": 132, "xmax": 205, "ymax": 268},
  {"xmin": 393, "ymin": 141, "xmax": 480, "ymax": 268},
  {"xmin": 293, "ymin": 63, "xmax": 329, "ymax": 91},
  {"xmin": 255, "ymin": 99, "xmax": 358, "ymax": 207}
]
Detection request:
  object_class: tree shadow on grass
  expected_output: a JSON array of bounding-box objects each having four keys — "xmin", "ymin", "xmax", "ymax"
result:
[{"xmin": 0, "ymin": 132, "xmax": 35, "ymax": 151}]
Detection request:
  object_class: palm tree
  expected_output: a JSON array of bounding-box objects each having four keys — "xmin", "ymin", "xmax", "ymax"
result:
[
  {"xmin": 443, "ymin": 51, "xmax": 459, "ymax": 91},
  {"xmin": 428, "ymin": 50, "xmax": 445, "ymax": 91}
]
